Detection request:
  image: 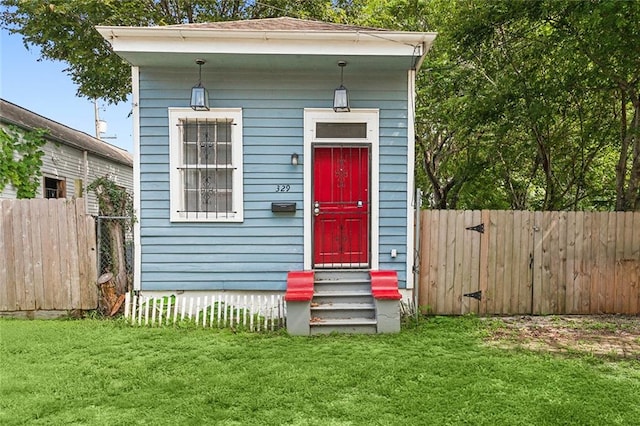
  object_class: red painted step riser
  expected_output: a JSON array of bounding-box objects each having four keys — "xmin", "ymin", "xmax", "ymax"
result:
[
  {"xmin": 370, "ymin": 270, "xmax": 402, "ymax": 300},
  {"xmin": 285, "ymin": 271, "xmax": 314, "ymax": 302}
]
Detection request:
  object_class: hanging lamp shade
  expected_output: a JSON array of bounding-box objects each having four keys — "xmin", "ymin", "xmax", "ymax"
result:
[
  {"xmin": 333, "ymin": 85, "xmax": 350, "ymax": 112},
  {"xmin": 190, "ymin": 59, "xmax": 210, "ymax": 111},
  {"xmin": 333, "ymin": 61, "xmax": 350, "ymax": 112},
  {"xmin": 190, "ymin": 85, "xmax": 209, "ymax": 111}
]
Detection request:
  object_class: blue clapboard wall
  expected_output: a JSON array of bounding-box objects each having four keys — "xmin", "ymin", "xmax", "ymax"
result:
[{"xmin": 138, "ymin": 66, "xmax": 409, "ymax": 291}]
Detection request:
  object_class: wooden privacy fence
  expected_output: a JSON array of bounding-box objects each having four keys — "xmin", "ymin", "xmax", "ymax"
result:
[
  {"xmin": 418, "ymin": 210, "xmax": 640, "ymax": 315},
  {"xmin": 0, "ymin": 198, "xmax": 98, "ymax": 311}
]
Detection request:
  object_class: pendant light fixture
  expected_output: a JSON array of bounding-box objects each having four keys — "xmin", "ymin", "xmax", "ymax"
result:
[
  {"xmin": 190, "ymin": 58, "xmax": 210, "ymax": 111},
  {"xmin": 333, "ymin": 60, "xmax": 350, "ymax": 112}
]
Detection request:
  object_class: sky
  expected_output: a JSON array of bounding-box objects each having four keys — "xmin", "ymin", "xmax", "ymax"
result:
[{"xmin": 0, "ymin": 28, "xmax": 133, "ymax": 153}]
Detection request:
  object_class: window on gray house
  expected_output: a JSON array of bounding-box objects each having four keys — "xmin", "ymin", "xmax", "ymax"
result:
[{"xmin": 44, "ymin": 177, "xmax": 66, "ymax": 199}]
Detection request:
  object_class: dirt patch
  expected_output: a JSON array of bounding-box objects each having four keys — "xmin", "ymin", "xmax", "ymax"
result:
[{"xmin": 483, "ymin": 315, "xmax": 640, "ymax": 360}]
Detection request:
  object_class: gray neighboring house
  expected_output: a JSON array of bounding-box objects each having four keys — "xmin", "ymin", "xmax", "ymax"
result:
[{"xmin": 0, "ymin": 98, "xmax": 133, "ymax": 215}]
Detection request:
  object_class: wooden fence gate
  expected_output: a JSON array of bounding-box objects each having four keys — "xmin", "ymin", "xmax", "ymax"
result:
[
  {"xmin": 418, "ymin": 210, "xmax": 640, "ymax": 315},
  {"xmin": 0, "ymin": 198, "xmax": 98, "ymax": 312}
]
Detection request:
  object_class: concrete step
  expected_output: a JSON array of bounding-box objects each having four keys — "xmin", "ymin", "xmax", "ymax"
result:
[
  {"xmin": 314, "ymin": 271, "xmax": 371, "ymax": 292},
  {"xmin": 312, "ymin": 291, "xmax": 374, "ymax": 305},
  {"xmin": 313, "ymin": 280, "xmax": 371, "ymax": 292},
  {"xmin": 314, "ymin": 270, "xmax": 370, "ymax": 282},
  {"xmin": 311, "ymin": 302, "xmax": 375, "ymax": 320},
  {"xmin": 310, "ymin": 318, "xmax": 378, "ymax": 335}
]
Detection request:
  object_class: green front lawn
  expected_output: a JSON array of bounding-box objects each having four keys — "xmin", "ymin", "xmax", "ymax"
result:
[{"xmin": 1, "ymin": 317, "xmax": 638, "ymax": 425}]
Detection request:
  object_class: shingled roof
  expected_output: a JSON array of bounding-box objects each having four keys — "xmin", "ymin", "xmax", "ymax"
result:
[
  {"xmin": 0, "ymin": 99, "xmax": 132, "ymax": 167},
  {"xmin": 165, "ymin": 16, "xmax": 388, "ymax": 32}
]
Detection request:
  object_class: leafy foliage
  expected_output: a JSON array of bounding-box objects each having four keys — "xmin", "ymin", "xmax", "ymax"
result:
[
  {"xmin": 0, "ymin": 125, "xmax": 47, "ymax": 198},
  {"xmin": 368, "ymin": 0, "xmax": 639, "ymax": 211},
  {"xmin": 87, "ymin": 175, "xmax": 134, "ymax": 218},
  {"xmin": 427, "ymin": 0, "xmax": 640, "ymax": 210}
]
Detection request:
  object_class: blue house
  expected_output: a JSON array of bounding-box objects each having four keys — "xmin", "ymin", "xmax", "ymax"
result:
[{"xmin": 98, "ymin": 17, "xmax": 436, "ymax": 334}]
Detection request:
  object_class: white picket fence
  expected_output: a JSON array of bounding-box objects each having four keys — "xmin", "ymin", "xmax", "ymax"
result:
[{"xmin": 123, "ymin": 292, "xmax": 286, "ymax": 331}]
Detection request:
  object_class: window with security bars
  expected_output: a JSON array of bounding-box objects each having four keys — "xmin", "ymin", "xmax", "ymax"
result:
[{"xmin": 169, "ymin": 108, "xmax": 243, "ymax": 222}]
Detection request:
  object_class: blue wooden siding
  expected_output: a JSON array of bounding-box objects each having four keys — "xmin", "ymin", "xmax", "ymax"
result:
[{"xmin": 138, "ymin": 67, "xmax": 409, "ymax": 291}]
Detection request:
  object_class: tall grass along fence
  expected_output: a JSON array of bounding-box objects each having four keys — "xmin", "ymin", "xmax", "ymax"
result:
[
  {"xmin": 123, "ymin": 292, "xmax": 286, "ymax": 331},
  {"xmin": 0, "ymin": 198, "xmax": 97, "ymax": 312},
  {"xmin": 418, "ymin": 210, "xmax": 640, "ymax": 316}
]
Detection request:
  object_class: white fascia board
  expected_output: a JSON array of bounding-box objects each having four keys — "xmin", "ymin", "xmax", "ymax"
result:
[{"xmin": 96, "ymin": 26, "xmax": 436, "ymax": 59}]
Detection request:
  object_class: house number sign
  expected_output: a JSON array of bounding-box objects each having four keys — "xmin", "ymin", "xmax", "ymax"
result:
[{"xmin": 276, "ymin": 184, "xmax": 291, "ymax": 192}]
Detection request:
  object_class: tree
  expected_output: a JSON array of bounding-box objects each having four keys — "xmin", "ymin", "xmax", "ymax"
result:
[
  {"xmin": 549, "ymin": 1, "xmax": 640, "ymax": 211},
  {"xmin": 448, "ymin": 0, "xmax": 640, "ymax": 210}
]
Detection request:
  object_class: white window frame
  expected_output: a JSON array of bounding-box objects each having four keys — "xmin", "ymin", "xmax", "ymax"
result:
[{"xmin": 168, "ymin": 108, "xmax": 243, "ymax": 222}]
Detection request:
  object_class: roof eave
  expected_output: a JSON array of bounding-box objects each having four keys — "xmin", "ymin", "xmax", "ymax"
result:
[
  {"xmin": 0, "ymin": 105, "xmax": 133, "ymax": 168},
  {"xmin": 96, "ymin": 26, "xmax": 437, "ymax": 59},
  {"xmin": 96, "ymin": 25, "xmax": 436, "ymax": 42}
]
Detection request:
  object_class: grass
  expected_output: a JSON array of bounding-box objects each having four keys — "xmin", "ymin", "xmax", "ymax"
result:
[{"xmin": 1, "ymin": 316, "xmax": 639, "ymax": 425}]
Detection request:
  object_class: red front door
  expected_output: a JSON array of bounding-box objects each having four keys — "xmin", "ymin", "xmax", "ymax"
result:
[{"xmin": 312, "ymin": 146, "xmax": 369, "ymax": 267}]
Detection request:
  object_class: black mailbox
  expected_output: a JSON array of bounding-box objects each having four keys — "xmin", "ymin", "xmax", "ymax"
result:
[{"xmin": 271, "ymin": 202, "xmax": 296, "ymax": 213}]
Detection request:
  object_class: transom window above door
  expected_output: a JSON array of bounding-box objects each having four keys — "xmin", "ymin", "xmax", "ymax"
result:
[
  {"xmin": 316, "ymin": 122, "xmax": 367, "ymax": 139},
  {"xmin": 169, "ymin": 108, "xmax": 243, "ymax": 222}
]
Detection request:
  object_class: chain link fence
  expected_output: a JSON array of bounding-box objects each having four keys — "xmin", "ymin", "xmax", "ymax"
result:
[{"xmin": 96, "ymin": 216, "xmax": 134, "ymax": 314}]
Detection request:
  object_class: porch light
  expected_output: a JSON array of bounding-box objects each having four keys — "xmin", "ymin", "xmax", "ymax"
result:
[
  {"xmin": 190, "ymin": 59, "xmax": 209, "ymax": 111},
  {"xmin": 291, "ymin": 153, "xmax": 299, "ymax": 166},
  {"xmin": 333, "ymin": 61, "xmax": 350, "ymax": 112}
]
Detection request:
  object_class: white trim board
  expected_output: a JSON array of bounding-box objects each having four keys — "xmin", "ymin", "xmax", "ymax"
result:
[
  {"xmin": 406, "ymin": 69, "xmax": 417, "ymax": 289},
  {"xmin": 132, "ymin": 66, "xmax": 142, "ymax": 291},
  {"xmin": 303, "ymin": 108, "xmax": 380, "ymax": 271},
  {"xmin": 167, "ymin": 108, "xmax": 244, "ymax": 223}
]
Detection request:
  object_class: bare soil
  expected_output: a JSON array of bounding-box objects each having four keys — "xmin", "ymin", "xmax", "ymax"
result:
[{"xmin": 483, "ymin": 315, "xmax": 640, "ymax": 360}]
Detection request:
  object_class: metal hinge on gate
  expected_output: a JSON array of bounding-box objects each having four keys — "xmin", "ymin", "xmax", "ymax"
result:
[
  {"xmin": 465, "ymin": 223, "xmax": 484, "ymax": 234},
  {"xmin": 463, "ymin": 290, "xmax": 482, "ymax": 301}
]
